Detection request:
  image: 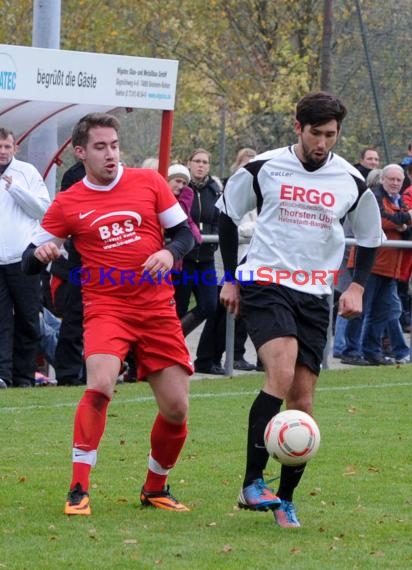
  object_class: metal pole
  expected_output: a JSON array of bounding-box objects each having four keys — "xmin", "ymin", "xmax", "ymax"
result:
[
  {"xmin": 322, "ymin": 291, "xmax": 334, "ymax": 370},
  {"xmin": 32, "ymin": 0, "xmax": 61, "ymax": 48},
  {"xmin": 224, "ymin": 310, "xmax": 235, "ymax": 376},
  {"xmin": 30, "ymin": 0, "xmax": 62, "ymax": 197},
  {"xmin": 355, "ymin": 0, "xmax": 390, "ymax": 163},
  {"xmin": 158, "ymin": 110, "xmax": 174, "ymax": 179},
  {"xmin": 218, "ymin": 101, "xmax": 226, "ymax": 180}
]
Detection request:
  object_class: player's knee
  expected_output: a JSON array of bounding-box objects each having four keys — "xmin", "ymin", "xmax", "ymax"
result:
[
  {"xmin": 162, "ymin": 399, "xmax": 188, "ymax": 424},
  {"xmin": 87, "ymin": 375, "xmax": 117, "ymax": 398},
  {"xmin": 286, "ymin": 396, "xmax": 313, "ymax": 415},
  {"xmin": 265, "ymin": 365, "xmax": 295, "ymax": 395}
]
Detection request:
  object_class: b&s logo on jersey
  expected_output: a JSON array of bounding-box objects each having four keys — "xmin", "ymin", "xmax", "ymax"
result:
[
  {"xmin": 89, "ymin": 210, "xmax": 142, "ymax": 250},
  {"xmin": 0, "ymin": 52, "xmax": 17, "ymax": 92}
]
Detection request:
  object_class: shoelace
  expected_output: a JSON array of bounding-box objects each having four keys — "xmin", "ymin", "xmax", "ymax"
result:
[
  {"xmin": 283, "ymin": 501, "xmax": 298, "ymax": 521},
  {"xmin": 266, "ymin": 476, "xmax": 280, "ymax": 485},
  {"xmin": 255, "ymin": 477, "xmax": 280, "ymax": 495}
]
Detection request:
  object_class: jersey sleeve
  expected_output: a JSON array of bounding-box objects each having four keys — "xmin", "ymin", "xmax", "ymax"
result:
[
  {"xmin": 154, "ymin": 171, "xmax": 187, "ymax": 229},
  {"xmin": 347, "ymin": 188, "xmax": 385, "ymax": 247},
  {"xmin": 215, "ymin": 167, "xmax": 257, "ymax": 224},
  {"xmin": 38, "ymin": 197, "xmax": 71, "ymax": 240}
]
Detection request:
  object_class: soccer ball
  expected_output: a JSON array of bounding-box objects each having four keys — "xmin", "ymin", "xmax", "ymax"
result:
[{"xmin": 264, "ymin": 409, "xmax": 321, "ymax": 466}]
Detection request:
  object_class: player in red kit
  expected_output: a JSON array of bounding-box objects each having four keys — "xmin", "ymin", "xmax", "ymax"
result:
[{"xmin": 22, "ymin": 113, "xmax": 195, "ymax": 515}]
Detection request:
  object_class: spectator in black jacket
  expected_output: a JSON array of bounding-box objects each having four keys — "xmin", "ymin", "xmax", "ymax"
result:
[
  {"xmin": 50, "ymin": 161, "xmax": 86, "ymax": 385},
  {"xmin": 174, "ymin": 148, "xmax": 222, "ymax": 337},
  {"xmin": 353, "ymin": 147, "xmax": 380, "ymax": 180}
]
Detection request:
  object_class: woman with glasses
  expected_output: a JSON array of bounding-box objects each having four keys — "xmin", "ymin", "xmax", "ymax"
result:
[{"xmin": 173, "ymin": 149, "xmax": 222, "ymax": 358}]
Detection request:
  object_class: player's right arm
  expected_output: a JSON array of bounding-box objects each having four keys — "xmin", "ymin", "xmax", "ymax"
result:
[
  {"xmin": 218, "ymin": 211, "xmax": 241, "ymax": 316},
  {"xmin": 216, "ymin": 166, "xmax": 257, "ymax": 317},
  {"xmin": 21, "ymin": 227, "xmax": 65, "ymax": 274},
  {"xmin": 22, "ymin": 193, "xmax": 70, "ymax": 274}
]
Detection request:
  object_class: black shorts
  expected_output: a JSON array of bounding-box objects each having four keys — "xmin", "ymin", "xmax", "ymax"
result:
[{"xmin": 239, "ymin": 282, "xmax": 330, "ymax": 375}]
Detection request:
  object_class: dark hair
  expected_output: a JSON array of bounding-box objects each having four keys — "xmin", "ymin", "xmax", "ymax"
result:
[
  {"xmin": 0, "ymin": 127, "xmax": 16, "ymax": 142},
  {"xmin": 296, "ymin": 91, "xmax": 347, "ymax": 130},
  {"xmin": 72, "ymin": 113, "xmax": 120, "ymax": 147},
  {"xmin": 360, "ymin": 147, "xmax": 378, "ymax": 159}
]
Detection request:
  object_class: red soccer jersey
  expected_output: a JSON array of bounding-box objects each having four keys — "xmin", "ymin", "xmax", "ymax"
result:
[{"xmin": 41, "ymin": 166, "xmax": 186, "ymax": 310}]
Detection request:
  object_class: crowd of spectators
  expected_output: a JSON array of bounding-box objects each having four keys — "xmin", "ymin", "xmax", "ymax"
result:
[{"xmin": 2, "ymin": 128, "xmax": 412, "ymax": 391}]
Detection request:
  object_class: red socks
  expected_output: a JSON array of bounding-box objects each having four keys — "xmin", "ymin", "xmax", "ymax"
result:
[
  {"xmin": 143, "ymin": 413, "xmax": 188, "ymax": 492},
  {"xmin": 69, "ymin": 396, "xmax": 187, "ymax": 494},
  {"xmin": 70, "ymin": 389, "xmax": 110, "ymax": 491}
]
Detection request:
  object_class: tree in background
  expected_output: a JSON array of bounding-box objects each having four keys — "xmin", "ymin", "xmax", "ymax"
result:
[{"xmin": 0, "ymin": 0, "xmax": 410, "ymax": 177}]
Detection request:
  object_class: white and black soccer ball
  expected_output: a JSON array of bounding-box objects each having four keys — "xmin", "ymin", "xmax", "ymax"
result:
[{"xmin": 264, "ymin": 409, "xmax": 321, "ymax": 466}]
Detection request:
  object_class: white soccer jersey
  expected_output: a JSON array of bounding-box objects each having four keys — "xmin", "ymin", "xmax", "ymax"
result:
[{"xmin": 217, "ymin": 145, "xmax": 384, "ymax": 295}]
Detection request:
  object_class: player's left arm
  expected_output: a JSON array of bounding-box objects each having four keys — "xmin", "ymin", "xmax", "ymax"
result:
[
  {"xmin": 142, "ymin": 221, "xmax": 194, "ymax": 277},
  {"xmin": 143, "ymin": 180, "xmax": 195, "ymax": 280},
  {"xmin": 338, "ymin": 248, "xmax": 375, "ymax": 318},
  {"xmin": 341, "ymin": 185, "xmax": 384, "ymax": 318}
]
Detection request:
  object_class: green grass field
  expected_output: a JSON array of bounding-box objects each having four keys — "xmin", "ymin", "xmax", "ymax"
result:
[{"xmin": 1, "ymin": 366, "xmax": 411, "ymax": 569}]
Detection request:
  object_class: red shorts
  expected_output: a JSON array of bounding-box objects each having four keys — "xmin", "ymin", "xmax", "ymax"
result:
[{"xmin": 83, "ymin": 304, "xmax": 193, "ymax": 380}]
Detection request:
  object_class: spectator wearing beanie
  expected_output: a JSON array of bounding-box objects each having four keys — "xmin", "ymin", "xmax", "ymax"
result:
[{"xmin": 167, "ymin": 164, "xmax": 202, "ymax": 271}]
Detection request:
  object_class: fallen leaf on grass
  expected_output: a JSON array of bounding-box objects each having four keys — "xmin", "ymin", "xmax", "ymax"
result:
[
  {"xmin": 343, "ymin": 465, "xmax": 357, "ymax": 476},
  {"xmin": 116, "ymin": 497, "xmax": 129, "ymax": 504},
  {"xmin": 221, "ymin": 544, "xmax": 232, "ymax": 553},
  {"xmin": 290, "ymin": 547, "xmax": 301, "ymax": 555},
  {"xmin": 370, "ymin": 550, "xmax": 385, "ymax": 557}
]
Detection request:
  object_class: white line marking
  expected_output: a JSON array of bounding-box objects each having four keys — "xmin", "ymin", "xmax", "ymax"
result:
[{"xmin": 1, "ymin": 381, "xmax": 412, "ymax": 413}]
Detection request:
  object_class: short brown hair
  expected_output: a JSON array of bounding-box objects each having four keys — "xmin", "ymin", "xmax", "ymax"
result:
[{"xmin": 72, "ymin": 113, "xmax": 120, "ymax": 148}]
